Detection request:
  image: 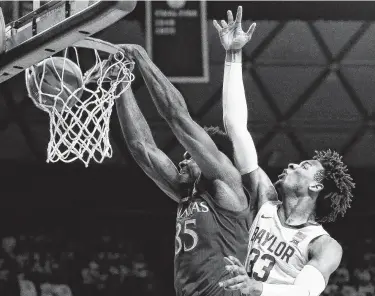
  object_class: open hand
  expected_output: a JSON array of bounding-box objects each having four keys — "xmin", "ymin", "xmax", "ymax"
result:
[
  {"xmin": 213, "ymin": 6, "xmax": 256, "ymax": 51},
  {"xmin": 219, "ymin": 256, "xmax": 260, "ymax": 296}
]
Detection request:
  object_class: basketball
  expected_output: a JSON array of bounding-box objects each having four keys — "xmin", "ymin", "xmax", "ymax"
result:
[
  {"xmin": 166, "ymin": 0, "xmax": 186, "ymax": 9},
  {"xmin": 25, "ymin": 57, "xmax": 83, "ymax": 112}
]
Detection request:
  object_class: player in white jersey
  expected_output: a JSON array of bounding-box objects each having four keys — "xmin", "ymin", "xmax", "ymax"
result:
[{"xmin": 213, "ymin": 6, "xmax": 355, "ymax": 296}]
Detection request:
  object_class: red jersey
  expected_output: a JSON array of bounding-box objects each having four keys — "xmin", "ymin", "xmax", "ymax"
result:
[{"xmin": 174, "ymin": 175, "xmax": 252, "ymax": 296}]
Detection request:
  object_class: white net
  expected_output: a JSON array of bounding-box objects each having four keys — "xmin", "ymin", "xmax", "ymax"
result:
[{"xmin": 25, "ymin": 45, "xmax": 135, "ymax": 167}]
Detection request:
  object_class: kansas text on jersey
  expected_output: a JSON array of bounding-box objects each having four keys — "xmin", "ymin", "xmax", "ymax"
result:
[{"xmin": 174, "ymin": 175, "xmax": 252, "ymax": 296}]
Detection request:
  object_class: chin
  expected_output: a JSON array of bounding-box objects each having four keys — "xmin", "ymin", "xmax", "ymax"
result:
[
  {"xmin": 273, "ymin": 178, "xmax": 282, "ymax": 187},
  {"xmin": 179, "ymin": 174, "xmax": 191, "ymax": 185},
  {"xmin": 179, "ymin": 176, "xmax": 196, "ymax": 196},
  {"xmin": 179, "ymin": 172, "xmax": 195, "ymax": 186}
]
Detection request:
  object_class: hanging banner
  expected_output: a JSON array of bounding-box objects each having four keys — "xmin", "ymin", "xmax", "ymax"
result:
[{"xmin": 146, "ymin": 0, "xmax": 209, "ymax": 83}]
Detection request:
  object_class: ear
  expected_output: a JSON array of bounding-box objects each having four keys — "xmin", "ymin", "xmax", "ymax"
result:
[{"xmin": 309, "ymin": 182, "xmax": 324, "ymax": 193}]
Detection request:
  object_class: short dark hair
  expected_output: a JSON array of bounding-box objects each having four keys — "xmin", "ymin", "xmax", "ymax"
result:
[
  {"xmin": 313, "ymin": 149, "xmax": 355, "ymax": 223},
  {"xmin": 203, "ymin": 126, "xmax": 235, "ymax": 164}
]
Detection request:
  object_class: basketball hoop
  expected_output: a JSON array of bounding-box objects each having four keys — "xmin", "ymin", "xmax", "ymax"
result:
[{"xmin": 25, "ymin": 37, "xmax": 135, "ymax": 167}]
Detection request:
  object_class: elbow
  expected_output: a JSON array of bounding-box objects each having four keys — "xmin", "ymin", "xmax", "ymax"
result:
[
  {"xmin": 298, "ymin": 290, "xmax": 310, "ymax": 296},
  {"xmin": 223, "ymin": 116, "xmax": 236, "ymax": 136},
  {"xmin": 224, "ymin": 120, "xmax": 248, "ymax": 139},
  {"xmin": 223, "ymin": 115, "xmax": 247, "ymax": 133},
  {"xmin": 289, "ymin": 286, "xmax": 311, "ymax": 296},
  {"xmin": 296, "ymin": 286, "xmax": 311, "ymax": 296},
  {"xmin": 223, "ymin": 121, "xmax": 235, "ymax": 136}
]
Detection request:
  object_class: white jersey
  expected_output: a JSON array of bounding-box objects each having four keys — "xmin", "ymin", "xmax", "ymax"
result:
[{"xmin": 244, "ymin": 201, "xmax": 329, "ymax": 284}]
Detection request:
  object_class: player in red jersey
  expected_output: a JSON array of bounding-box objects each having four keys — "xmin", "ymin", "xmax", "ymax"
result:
[
  {"xmin": 213, "ymin": 6, "xmax": 355, "ymax": 296},
  {"xmin": 115, "ymin": 44, "xmax": 253, "ymax": 296}
]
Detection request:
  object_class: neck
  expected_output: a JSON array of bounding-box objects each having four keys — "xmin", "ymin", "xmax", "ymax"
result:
[
  {"xmin": 179, "ymin": 183, "xmax": 193, "ymax": 197},
  {"xmin": 278, "ymin": 191, "xmax": 316, "ymax": 226}
]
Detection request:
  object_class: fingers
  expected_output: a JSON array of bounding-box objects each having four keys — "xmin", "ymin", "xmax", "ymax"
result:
[
  {"xmin": 235, "ymin": 6, "xmax": 242, "ymax": 24},
  {"xmin": 224, "ymin": 283, "xmax": 246, "ymax": 290},
  {"xmin": 246, "ymin": 22, "xmax": 257, "ymax": 39},
  {"xmin": 213, "ymin": 19, "xmax": 222, "ymax": 32},
  {"xmin": 225, "ymin": 256, "xmax": 247, "ymax": 275},
  {"xmin": 107, "ymin": 54, "xmax": 115, "ymax": 62},
  {"xmin": 219, "ymin": 275, "xmax": 246, "ymax": 288},
  {"xmin": 228, "ymin": 256, "xmax": 244, "ymax": 267},
  {"xmin": 118, "ymin": 46, "xmax": 132, "ymax": 60},
  {"xmin": 224, "ymin": 257, "xmax": 235, "ymax": 266},
  {"xmin": 224, "ymin": 257, "xmax": 235, "ymax": 276},
  {"xmin": 221, "ymin": 20, "xmax": 228, "ymax": 28},
  {"xmin": 227, "ymin": 10, "xmax": 234, "ymax": 24},
  {"xmin": 225, "ymin": 264, "xmax": 247, "ymax": 275},
  {"xmin": 118, "ymin": 44, "xmax": 139, "ymax": 57}
]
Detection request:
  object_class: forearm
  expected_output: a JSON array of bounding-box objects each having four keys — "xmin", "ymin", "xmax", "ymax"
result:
[
  {"xmin": 222, "ymin": 50, "xmax": 258, "ymax": 173},
  {"xmin": 133, "ymin": 47, "xmax": 189, "ymax": 121},
  {"xmin": 250, "ymin": 265, "xmax": 326, "ymax": 296},
  {"xmin": 116, "ymin": 86, "xmax": 156, "ymax": 147},
  {"xmin": 253, "ymin": 283, "xmax": 310, "ymax": 296},
  {"xmin": 116, "ymin": 84, "xmax": 182, "ymax": 202},
  {"xmin": 223, "ymin": 49, "xmax": 247, "ymax": 133}
]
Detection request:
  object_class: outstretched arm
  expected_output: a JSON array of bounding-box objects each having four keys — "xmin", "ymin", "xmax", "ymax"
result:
[
  {"xmin": 220, "ymin": 236, "xmax": 342, "ymax": 296},
  {"xmin": 214, "ymin": 7, "xmax": 257, "ymax": 174},
  {"xmin": 214, "ymin": 6, "xmax": 278, "ymax": 210},
  {"xmin": 116, "ymin": 85, "xmax": 181, "ymax": 202},
  {"xmin": 121, "ymin": 44, "xmax": 246, "ymax": 211}
]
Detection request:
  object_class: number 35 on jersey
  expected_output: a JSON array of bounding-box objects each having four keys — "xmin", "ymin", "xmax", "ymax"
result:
[{"xmin": 175, "ymin": 219, "xmax": 199, "ymax": 255}]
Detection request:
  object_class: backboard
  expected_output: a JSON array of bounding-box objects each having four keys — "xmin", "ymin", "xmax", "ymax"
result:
[{"xmin": 0, "ymin": 0, "xmax": 137, "ymax": 84}]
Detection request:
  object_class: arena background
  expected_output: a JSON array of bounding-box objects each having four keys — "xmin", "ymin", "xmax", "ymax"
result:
[{"xmin": 0, "ymin": 1, "xmax": 375, "ymax": 296}]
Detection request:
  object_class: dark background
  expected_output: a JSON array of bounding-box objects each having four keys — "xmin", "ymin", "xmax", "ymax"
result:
[{"xmin": 0, "ymin": 1, "xmax": 375, "ymax": 296}]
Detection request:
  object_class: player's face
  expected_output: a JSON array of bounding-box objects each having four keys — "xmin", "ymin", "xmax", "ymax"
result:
[
  {"xmin": 275, "ymin": 159, "xmax": 324, "ymax": 196},
  {"xmin": 178, "ymin": 151, "xmax": 201, "ymax": 185}
]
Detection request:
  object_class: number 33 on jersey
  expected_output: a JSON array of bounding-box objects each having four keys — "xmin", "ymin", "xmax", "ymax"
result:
[{"xmin": 245, "ymin": 201, "xmax": 329, "ymax": 284}]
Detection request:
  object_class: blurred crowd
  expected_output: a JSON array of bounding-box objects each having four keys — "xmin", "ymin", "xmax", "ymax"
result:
[
  {"xmin": 1, "ymin": 226, "xmax": 374, "ymax": 296},
  {"xmin": 0, "ymin": 230, "xmax": 156, "ymax": 296},
  {"xmin": 323, "ymin": 238, "xmax": 375, "ymax": 296}
]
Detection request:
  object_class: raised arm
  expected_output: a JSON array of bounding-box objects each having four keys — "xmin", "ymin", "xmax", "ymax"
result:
[
  {"xmin": 214, "ymin": 6, "xmax": 278, "ymax": 210},
  {"xmin": 220, "ymin": 236, "xmax": 342, "ymax": 296},
  {"xmin": 120, "ymin": 44, "xmax": 246, "ymax": 210},
  {"xmin": 214, "ymin": 7, "xmax": 257, "ymax": 173},
  {"xmin": 116, "ymin": 84, "xmax": 181, "ymax": 202}
]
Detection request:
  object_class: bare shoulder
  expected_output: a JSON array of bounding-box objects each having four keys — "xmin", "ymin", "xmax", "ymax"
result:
[
  {"xmin": 211, "ymin": 170, "xmax": 249, "ymax": 212},
  {"xmin": 310, "ymin": 235, "xmax": 343, "ymax": 256},
  {"xmin": 241, "ymin": 167, "xmax": 278, "ymax": 210},
  {"xmin": 308, "ymin": 235, "xmax": 343, "ymax": 279}
]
